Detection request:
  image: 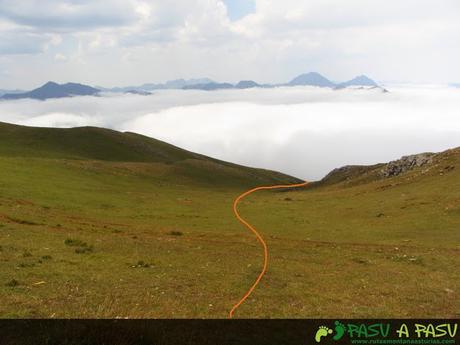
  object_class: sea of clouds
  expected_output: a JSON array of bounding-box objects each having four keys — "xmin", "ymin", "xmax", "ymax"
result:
[{"xmin": 1, "ymin": 85, "xmax": 459, "ymax": 180}]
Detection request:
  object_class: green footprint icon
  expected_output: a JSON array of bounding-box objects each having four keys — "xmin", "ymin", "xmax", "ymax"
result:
[
  {"xmin": 315, "ymin": 326, "xmax": 333, "ymax": 343},
  {"xmin": 333, "ymin": 321, "xmax": 347, "ymax": 341}
]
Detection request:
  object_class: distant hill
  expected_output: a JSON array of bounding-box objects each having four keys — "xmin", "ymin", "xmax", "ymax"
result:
[
  {"xmin": 161, "ymin": 78, "xmax": 215, "ymax": 90},
  {"xmin": 184, "ymin": 80, "xmax": 269, "ymax": 90},
  {"xmin": 336, "ymin": 75, "xmax": 378, "ymax": 88},
  {"xmin": 0, "ymin": 121, "xmax": 300, "ymax": 186},
  {"xmin": 235, "ymin": 80, "xmax": 261, "ymax": 89},
  {"xmin": 1, "ymin": 82, "xmax": 100, "ymax": 100},
  {"xmin": 287, "ymin": 72, "xmax": 336, "ymax": 88},
  {"xmin": 0, "ymin": 89, "xmax": 24, "ymax": 97},
  {"xmin": 101, "ymin": 78, "xmax": 215, "ymax": 93},
  {"xmin": 182, "ymin": 82, "xmax": 235, "ymax": 91}
]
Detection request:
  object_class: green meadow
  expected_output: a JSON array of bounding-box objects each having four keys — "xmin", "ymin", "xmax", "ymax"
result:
[{"xmin": 0, "ymin": 122, "xmax": 458, "ymax": 318}]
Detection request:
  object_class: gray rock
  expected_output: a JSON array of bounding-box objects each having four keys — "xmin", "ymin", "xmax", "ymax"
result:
[{"xmin": 381, "ymin": 153, "xmax": 434, "ymax": 177}]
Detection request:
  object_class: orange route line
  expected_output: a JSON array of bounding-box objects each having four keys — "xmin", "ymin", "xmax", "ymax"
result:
[{"xmin": 228, "ymin": 181, "xmax": 309, "ymax": 318}]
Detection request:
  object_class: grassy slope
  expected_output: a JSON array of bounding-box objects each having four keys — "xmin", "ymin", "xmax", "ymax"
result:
[
  {"xmin": 0, "ymin": 122, "xmax": 300, "ymax": 188},
  {"xmin": 0, "ymin": 122, "xmax": 459, "ymax": 318}
]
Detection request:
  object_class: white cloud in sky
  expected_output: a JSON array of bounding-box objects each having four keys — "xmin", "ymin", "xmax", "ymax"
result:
[
  {"xmin": 1, "ymin": 86, "xmax": 459, "ymax": 180},
  {"xmin": 0, "ymin": 0, "xmax": 459, "ymax": 88}
]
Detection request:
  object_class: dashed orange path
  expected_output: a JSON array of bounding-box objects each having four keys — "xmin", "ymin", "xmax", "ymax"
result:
[{"xmin": 228, "ymin": 181, "xmax": 309, "ymax": 318}]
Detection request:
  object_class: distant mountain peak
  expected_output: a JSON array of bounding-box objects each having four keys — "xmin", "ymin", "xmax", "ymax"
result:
[
  {"xmin": 1, "ymin": 81, "xmax": 100, "ymax": 100},
  {"xmin": 287, "ymin": 72, "xmax": 336, "ymax": 88},
  {"xmin": 235, "ymin": 80, "xmax": 260, "ymax": 89},
  {"xmin": 43, "ymin": 81, "xmax": 59, "ymax": 87},
  {"xmin": 336, "ymin": 75, "xmax": 379, "ymax": 89}
]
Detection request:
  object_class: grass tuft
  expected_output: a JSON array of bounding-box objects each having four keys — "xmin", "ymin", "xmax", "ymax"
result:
[
  {"xmin": 352, "ymin": 257, "xmax": 370, "ymax": 265},
  {"xmin": 64, "ymin": 239, "xmax": 88, "ymax": 247},
  {"xmin": 18, "ymin": 262, "xmax": 35, "ymax": 268},
  {"xmin": 5, "ymin": 279, "xmax": 19, "ymax": 287},
  {"xmin": 75, "ymin": 246, "xmax": 94, "ymax": 254}
]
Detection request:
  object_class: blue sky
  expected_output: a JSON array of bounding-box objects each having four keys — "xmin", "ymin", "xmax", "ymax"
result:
[{"xmin": 223, "ymin": 0, "xmax": 256, "ymax": 21}]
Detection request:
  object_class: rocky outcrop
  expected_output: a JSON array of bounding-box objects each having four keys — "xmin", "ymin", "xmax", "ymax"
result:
[
  {"xmin": 381, "ymin": 153, "xmax": 434, "ymax": 178},
  {"xmin": 318, "ymin": 164, "xmax": 383, "ymax": 186}
]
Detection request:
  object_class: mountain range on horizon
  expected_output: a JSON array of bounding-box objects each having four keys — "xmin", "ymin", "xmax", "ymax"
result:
[
  {"xmin": 0, "ymin": 82, "xmax": 100, "ymax": 100},
  {"xmin": 0, "ymin": 72, "xmax": 385, "ymax": 100},
  {"xmin": 96, "ymin": 78, "xmax": 215, "ymax": 93}
]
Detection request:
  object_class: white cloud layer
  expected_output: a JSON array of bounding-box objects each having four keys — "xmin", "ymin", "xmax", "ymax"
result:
[
  {"xmin": 0, "ymin": 0, "xmax": 459, "ymax": 88},
  {"xmin": 1, "ymin": 86, "xmax": 459, "ymax": 180}
]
